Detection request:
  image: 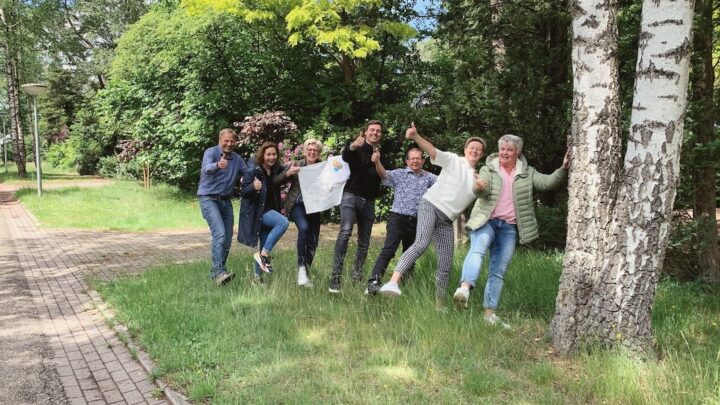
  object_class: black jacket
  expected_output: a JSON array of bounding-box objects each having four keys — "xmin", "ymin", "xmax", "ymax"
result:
[
  {"xmin": 237, "ymin": 160, "xmax": 284, "ymax": 248},
  {"xmin": 341, "ymin": 141, "xmax": 389, "ymax": 201}
]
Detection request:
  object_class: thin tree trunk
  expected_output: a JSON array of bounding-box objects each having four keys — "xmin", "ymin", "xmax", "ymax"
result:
[
  {"xmin": 551, "ymin": 0, "xmax": 695, "ymax": 356},
  {"xmin": 1, "ymin": 6, "xmax": 27, "ymax": 177},
  {"xmin": 490, "ymin": 0, "xmax": 505, "ymax": 70},
  {"xmin": 690, "ymin": 0, "xmax": 719, "ymax": 284},
  {"xmin": 549, "ymin": 0, "xmax": 623, "ymax": 355}
]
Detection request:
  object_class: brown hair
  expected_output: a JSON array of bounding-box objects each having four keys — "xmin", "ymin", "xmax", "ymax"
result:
[
  {"xmin": 364, "ymin": 119, "xmax": 383, "ymax": 133},
  {"xmin": 464, "ymin": 136, "xmax": 486, "ymax": 151},
  {"xmin": 255, "ymin": 141, "xmax": 278, "ymax": 166}
]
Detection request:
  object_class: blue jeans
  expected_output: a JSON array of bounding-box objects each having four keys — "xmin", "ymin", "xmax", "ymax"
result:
[
  {"xmin": 254, "ymin": 210, "xmax": 289, "ymax": 276},
  {"xmin": 460, "ymin": 218, "xmax": 518, "ymax": 310},
  {"xmin": 290, "ymin": 203, "xmax": 321, "ymax": 270},
  {"xmin": 331, "ymin": 192, "xmax": 376, "ymax": 287},
  {"xmin": 199, "ymin": 196, "xmax": 235, "ymax": 279}
]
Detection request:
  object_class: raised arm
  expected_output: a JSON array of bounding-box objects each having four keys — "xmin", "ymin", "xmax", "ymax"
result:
[
  {"xmin": 201, "ymin": 149, "xmax": 222, "ymax": 175},
  {"xmin": 405, "ymin": 122, "xmax": 437, "ymax": 161},
  {"xmin": 372, "ymin": 147, "xmax": 387, "ymax": 178}
]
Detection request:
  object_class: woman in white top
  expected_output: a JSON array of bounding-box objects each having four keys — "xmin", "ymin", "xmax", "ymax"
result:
[{"xmin": 379, "ymin": 123, "xmax": 487, "ymax": 309}]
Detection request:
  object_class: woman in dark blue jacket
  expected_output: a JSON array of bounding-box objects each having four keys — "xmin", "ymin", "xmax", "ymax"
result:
[{"xmin": 238, "ymin": 141, "xmax": 289, "ymax": 282}]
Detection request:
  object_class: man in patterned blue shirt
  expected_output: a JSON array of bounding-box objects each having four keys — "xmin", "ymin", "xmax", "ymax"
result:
[
  {"xmin": 197, "ymin": 128, "xmax": 246, "ymax": 286},
  {"xmin": 366, "ymin": 146, "xmax": 437, "ymax": 295}
]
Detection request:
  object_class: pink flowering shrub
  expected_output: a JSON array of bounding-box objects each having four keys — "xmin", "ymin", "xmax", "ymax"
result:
[{"xmin": 233, "ymin": 110, "xmax": 298, "ymax": 148}]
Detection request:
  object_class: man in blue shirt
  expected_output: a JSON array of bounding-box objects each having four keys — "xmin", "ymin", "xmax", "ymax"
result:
[
  {"xmin": 197, "ymin": 128, "xmax": 246, "ymax": 286},
  {"xmin": 366, "ymin": 146, "xmax": 437, "ymax": 294}
]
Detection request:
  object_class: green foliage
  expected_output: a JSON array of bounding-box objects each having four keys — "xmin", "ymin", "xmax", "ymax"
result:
[
  {"xmin": 663, "ymin": 211, "xmax": 711, "ymax": 281},
  {"xmin": 96, "ymin": 155, "xmax": 143, "ymax": 180},
  {"xmin": 67, "ymin": 105, "xmax": 112, "ymax": 175},
  {"xmin": 529, "ymin": 204, "xmax": 568, "ymax": 250},
  {"xmin": 83, "ymin": 1, "xmax": 423, "ymax": 190},
  {"xmin": 429, "ymin": 0, "xmax": 572, "ymax": 175},
  {"xmin": 182, "ymin": 0, "xmax": 416, "ymax": 62},
  {"xmin": 45, "ymin": 140, "xmax": 78, "ymax": 168}
]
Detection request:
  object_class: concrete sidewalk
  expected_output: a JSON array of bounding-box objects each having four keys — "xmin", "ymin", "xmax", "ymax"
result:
[{"xmin": 0, "ymin": 185, "xmax": 207, "ymax": 404}]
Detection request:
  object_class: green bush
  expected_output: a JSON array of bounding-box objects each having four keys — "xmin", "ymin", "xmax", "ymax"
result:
[
  {"xmin": 97, "ymin": 155, "xmax": 143, "ymax": 180},
  {"xmin": 97, "ymin": 156, "xmax": 119, "ymax": 178},
  {"xmin": 46, "ymin": 141, "xmax": 78, "ymax": 168},
  {"xmin": 530, "ymin": 204, "xmax": 568, "ymax": 250},
  {"xmin": 663, "ymin": 211, "xmax": 704, "ymax": 280}
]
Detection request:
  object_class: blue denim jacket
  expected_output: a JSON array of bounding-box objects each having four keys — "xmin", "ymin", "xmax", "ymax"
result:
[{"xmin": 197, "ymin": 146, "xmax": 246, "ymax": 197}]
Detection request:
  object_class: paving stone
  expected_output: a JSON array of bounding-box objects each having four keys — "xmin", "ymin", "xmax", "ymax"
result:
[
  {"xmin": 123, "ymin": 389, "xmax": 146, "ymax": 404},
  {"xmin": 102, "ymin": 389, "xmax": 125, "ymax": 404}
]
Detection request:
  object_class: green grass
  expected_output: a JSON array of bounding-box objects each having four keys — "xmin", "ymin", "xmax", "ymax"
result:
[
  {"xmin": 0, "ymin": 160, "xmax": 80, "ymax": 185},
  {"xmin": 95, "ymin": 246, "xmax": 720, "ymax": 404},
  {"xmin": 16, "ymin": 181, "xmax": 210, "ymax": 230}
]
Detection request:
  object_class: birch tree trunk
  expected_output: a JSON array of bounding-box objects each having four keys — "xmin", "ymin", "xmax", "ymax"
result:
[
  {"xmin": 0, "ymin": 5, "xmax": 27, "ymax": 177},
  {"xmin": 549, "ymin": 0, "xmax": 623, "ymax": 355},
  {"xmin": 551, "ymin": 0, "xmax": 695, "ymax": 355}
]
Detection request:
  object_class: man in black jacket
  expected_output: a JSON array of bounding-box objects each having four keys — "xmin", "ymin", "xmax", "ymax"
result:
[{"xmin": 329, "ymin": 120, "xmax": 387, "ymax": 293}]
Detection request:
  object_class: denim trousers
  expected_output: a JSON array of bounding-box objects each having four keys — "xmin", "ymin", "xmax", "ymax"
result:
[
  {"xmin": 199, "ymin": 196, "xmax": 234, "ymax": 279},
  {"xmin": 331, "ymin": 192, "xmax": 376, "ymax": 286},
  {"xmin": 369, "ymin": 212, "xmax": 417, "ymax": 283},
  {"xmin": 460, "ymin": 218, "xmax": 518, "ymax": 310},
  {"xmin": 290, "ymin": 203, "xmax": 321, "ymax": 270},
  {"xmin": 254, "ymin": 209, "xmax": 289, "ymax": 276}
]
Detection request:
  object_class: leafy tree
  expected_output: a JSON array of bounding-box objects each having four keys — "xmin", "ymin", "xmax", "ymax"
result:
[
  {"xmin": 0, "ymin": 0, "xmax": 45, "ymax": 177},
  {"xmin": 431, "ymin": 0, "xmax": 572, "ymax": 178},
  {"xmin": 182, "ymin": 0, "xmax": 417, "ymax": 83}
]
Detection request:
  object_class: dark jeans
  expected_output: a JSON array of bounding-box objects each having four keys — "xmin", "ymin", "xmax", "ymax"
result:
[
  {"xmin": 331, "ymin": 192, "xmax": 376, "ymax": 287},
  {"xmin": 290, "ymin": 203, "xmax": 321, "ymax": 270},
  {"xmin": 368, "ymin": 212, "xmax": 417, "ymax": 284}
]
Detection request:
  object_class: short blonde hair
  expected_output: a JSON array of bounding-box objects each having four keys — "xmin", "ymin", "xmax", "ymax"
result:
[
  {"xmin": 218, "ymin": 128, "xmax": 237, "ymax": 140},
  {"xmin": 303, "ymin": 138, "xmax": 323, "ymax": 150}
]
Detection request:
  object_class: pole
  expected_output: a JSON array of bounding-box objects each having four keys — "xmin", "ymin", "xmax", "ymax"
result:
[
  {"xmin": 32, "ymin": 96, "xmax": 42, "ymax": 196},
  {"xmin": 2, "ymin": 117, "xmax": 6, "ymax": 173}
]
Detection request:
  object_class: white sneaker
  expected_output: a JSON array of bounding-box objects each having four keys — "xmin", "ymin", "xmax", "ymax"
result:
[
  {"xmin": 453, "ymin": 287, "xmax": 470, "ymax": 308},
  {"xmin": 379, "ymin": 282, "xmax": 401, "ymax": 297},
  {"xmin": 297, "ymin": 266, "xmax": 313, "ymax": 287},
  {"xmin": 484, "ymin": 313, "xmax": 511, "ymax": 330}
]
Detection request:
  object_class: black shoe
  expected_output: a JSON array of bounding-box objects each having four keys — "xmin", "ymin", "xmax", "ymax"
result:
[
  {"xmin": 365, "ymin": 280, "xmax": 381, "ymax": 295},
  {"xmin": 328, "ymin": 276, "xmax": 341, "ymax": 293}
]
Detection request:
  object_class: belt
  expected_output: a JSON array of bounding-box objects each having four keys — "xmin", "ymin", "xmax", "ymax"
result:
[
  {"xmin": 206, "ymin": 194, "xmax": 233, "ymax": 201},
  {"xmin": 391, "ymin": 212, "xmax": 417, "ymax": 220}
]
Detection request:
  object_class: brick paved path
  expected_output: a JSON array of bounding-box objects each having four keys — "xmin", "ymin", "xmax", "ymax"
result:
[{"xmin": 0, "ymin": 183, "xmax": 203, "ymax": 404}]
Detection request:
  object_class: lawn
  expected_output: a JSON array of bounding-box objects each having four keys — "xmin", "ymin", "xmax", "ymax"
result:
[
  {"xmin": 16, "ymin": 180, "xmax": 211, "ymax": 231},
  {"xmin": 96, "ymin": 245, "xmax": 720, "ymax": 404},
  {"xmin": 0, "ymin": 161, "xmax": 80, "ymax": 185}
]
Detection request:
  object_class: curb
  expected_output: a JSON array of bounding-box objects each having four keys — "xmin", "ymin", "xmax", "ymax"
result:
[{"xmin": 87, "ymin": 289, "xmax": 191, "ymax": 405}]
